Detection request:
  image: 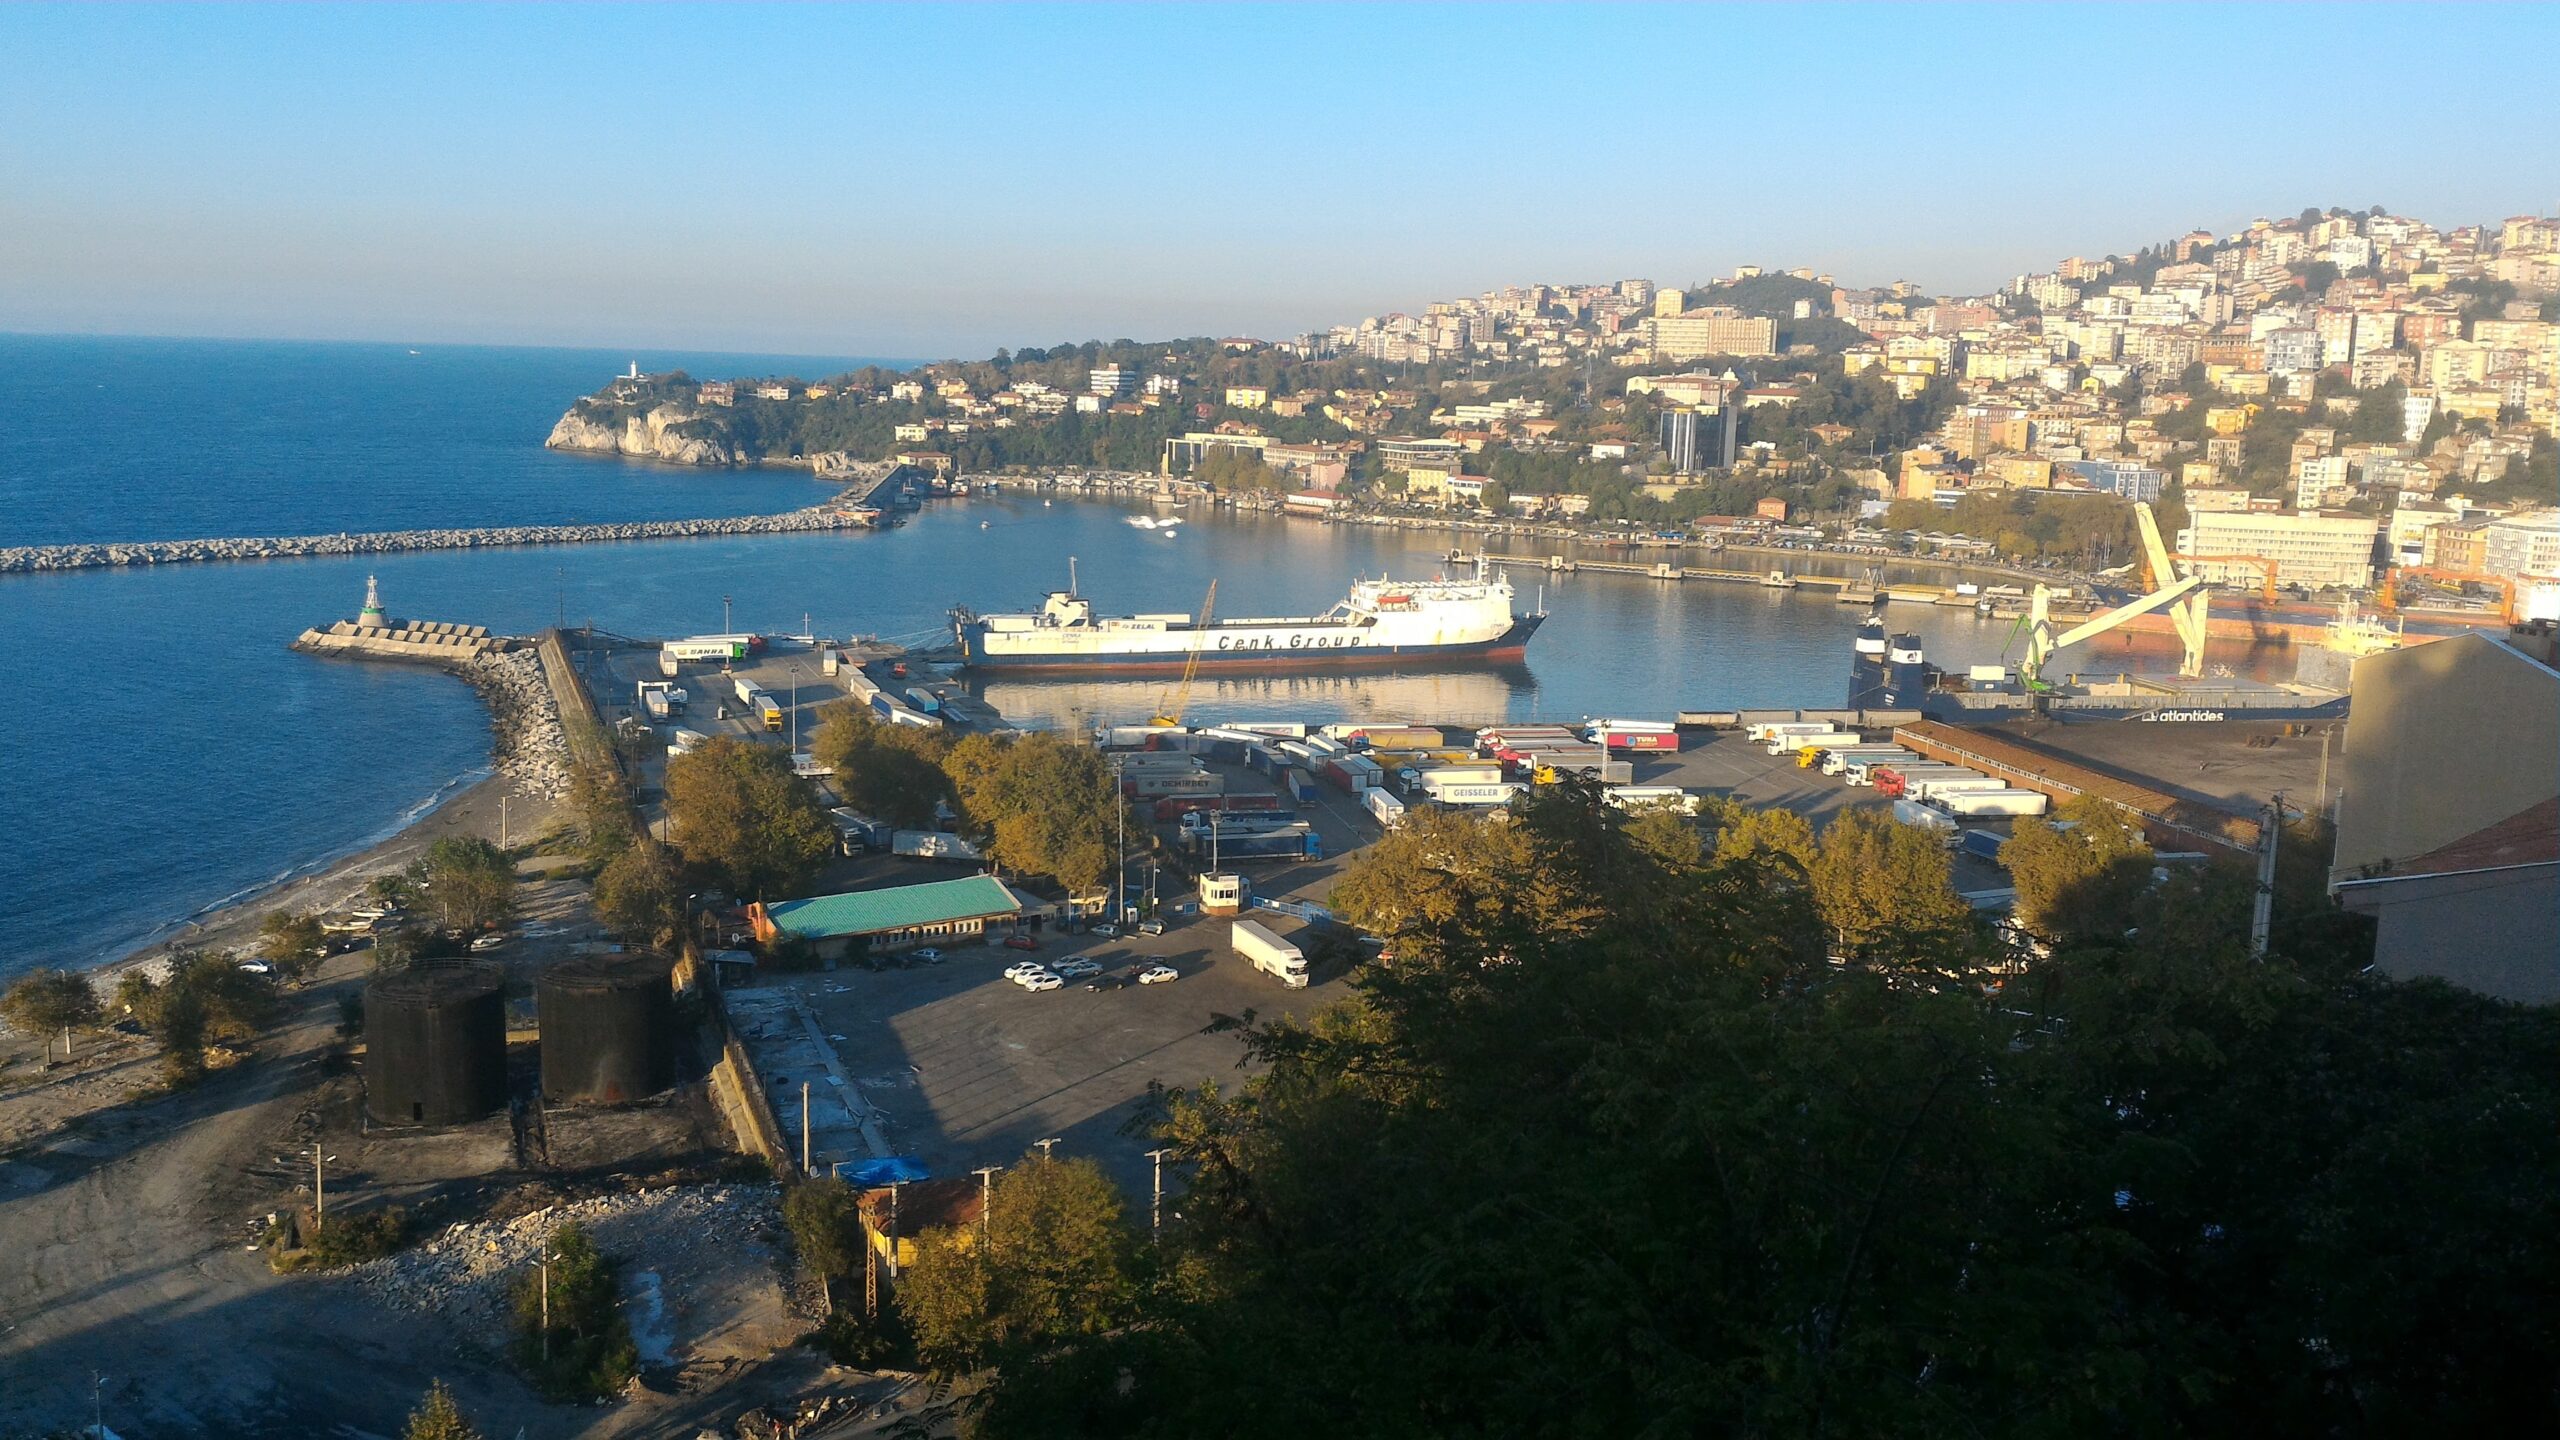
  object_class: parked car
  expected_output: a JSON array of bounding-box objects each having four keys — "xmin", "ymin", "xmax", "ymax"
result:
[
  {"xmin": 912, "ymin": 947, "xmax": 945, "ymax": 964},
  {"xmin": 1054, "ymin": 959, "xmax": 1102, "ymax": 980},
  {"xmin": 1137, "ymin": 918, "xmax": 1166, "ymax": 936},
  {"xmin": 234, "ymin": 958, "xmax": 274, "ymax": 976},
  {"xmin": 468, "ymin": 933, "xmax": 506, "ymax": 953},
  {"xmin": 1001, "ymin": 933, "xmax": 1041, "ymax": 951},
  {"xmin": 1086, "ymin": 974, "xmax": 1131, "ymax": 992},
  {"xmin": 1090, "ymin": 923, "xmax": 1119, "ymax": 939},
  {"xmin": 1003, "ymin": 961, "xmax": 1048, "ymax": 982},
  {"xmin": 1021, "ymin": 972, "xmax": 1064, "ymax": 993},
  {"xmin": 1137, "ymin": 964, "xmax": 1180, "ymax": 985}
]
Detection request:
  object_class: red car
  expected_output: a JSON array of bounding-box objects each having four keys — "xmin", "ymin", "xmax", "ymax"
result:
[{"xmin": 1002, "ymin": 934, "xmax": 1041, "ymax": 951}]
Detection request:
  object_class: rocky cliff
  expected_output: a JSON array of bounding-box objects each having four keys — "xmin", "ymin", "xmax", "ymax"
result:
[{"xmin": 545, "ymin": 401, "xmax": 741, "ymax": 466}]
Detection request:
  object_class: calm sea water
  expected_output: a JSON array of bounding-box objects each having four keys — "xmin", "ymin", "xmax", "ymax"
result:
[{"xmin": 0, "ymin": 335, "xmax": 2231, "ymax": 980}]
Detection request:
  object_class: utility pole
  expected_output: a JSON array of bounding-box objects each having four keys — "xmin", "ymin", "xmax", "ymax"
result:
[
  {"xmin": 1146, "ymin": 1148, "xmax": 1172, "ymax": 1241},
  {"xmin": 888, "ymin": 1181, "xmax": 903, "ymax": 1281},
  {"xmin": 972, "ymin": 1165, "xmax": 1001, "ymax": 1242},
  {"xmin": 1033, "ymin": 1137, "xmax": 1060, "ymax": 1161},
  {"xmin": 540, "ymin": 1256, "xmax": 551, "ymax": 1363},
  {"xmin": 2316, "ymin": 729, "xmax": 2334, "ymax": 820},
  {"xmin": 801, "ymin": 1081, "xmax": 813, "ymax": 1176},
  {"xmin": 788, "ymin": 663, "xmax": 801, "ymax": 753},
  {"xmin": 91, "ymin": 1371, "xmax": 104, "ymax": 1440},
  {"xmin": 501, "ymin": 794, "xmax": 510, "ymax": 849},
  {"xmin": 2250, "ymin": 792, "xmax": 2284, "ymax": 961},
  {"xmin": 312, "ymin": 1144, "xmax": 334, "ymax": 1224}
]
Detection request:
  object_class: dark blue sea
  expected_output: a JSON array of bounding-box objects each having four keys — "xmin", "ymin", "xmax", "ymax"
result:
[{"xmin": 0, "ymin": 334, "xmax": 2229, "ymax": 980}]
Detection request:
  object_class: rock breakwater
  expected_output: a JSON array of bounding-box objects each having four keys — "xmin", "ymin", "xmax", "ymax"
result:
[
  {"xmin": 466, "ymin": 650, "xmax": 575, "ymax": 802},
  {"xmin": 0, "ymin": 502, "xmax": 876, "ymax": 575}
]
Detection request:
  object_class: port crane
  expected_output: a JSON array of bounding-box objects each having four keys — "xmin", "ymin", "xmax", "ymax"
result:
[
  {"xmin": 1150, "ymin": 579, "xmax": 1216, "ymax": 727},
  {"xmin": 2012, "ymin": 502, "xmax": 2208, "ymax": 689}
]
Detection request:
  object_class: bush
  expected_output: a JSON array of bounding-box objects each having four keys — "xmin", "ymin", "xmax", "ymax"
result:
[
  {"xmin": 309, "ymin": 1204, "xmax": 410, "ymax": 1268},
  {"xmin": 807, "ymin": 1303, "xmax": 916, "ymax": 1370},
  {"xmin": 402, "ymin": 1379, "xmax": 486, "ymax": 1440}
]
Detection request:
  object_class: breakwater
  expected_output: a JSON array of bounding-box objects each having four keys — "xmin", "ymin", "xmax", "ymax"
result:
[{"xmin": 0, "ymin": 492, "xmax": 882, "ymax": 575}]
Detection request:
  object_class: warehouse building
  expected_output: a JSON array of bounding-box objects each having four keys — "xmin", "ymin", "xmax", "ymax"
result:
[{"xmin": 747, "ymin": 875, "xmax": 1025, "ymax": 960}]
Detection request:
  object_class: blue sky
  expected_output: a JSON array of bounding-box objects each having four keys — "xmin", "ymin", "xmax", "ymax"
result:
[{"xmin": 2, "ymin": 3, "xmax": 2555, "ymax": 359}]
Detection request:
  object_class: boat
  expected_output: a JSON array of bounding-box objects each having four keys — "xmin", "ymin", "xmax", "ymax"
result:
[
  {"xmin": 955, "ymin": 558, "xmax": 1546, "ymax": 672},
  {"xmin": 1761, "ymin": 570, "xmax": 1800, "ymax": 589},
  {"xmin": 2321, "ymin": 596, "xmax": 2404, "ymax": 657}
]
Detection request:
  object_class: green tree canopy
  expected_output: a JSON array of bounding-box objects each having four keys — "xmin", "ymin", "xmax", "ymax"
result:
[
  {"xmin": 812, "ymin": 703, "xmax": 954, "ymax": 830},
  {"xmin": 591, "ymin": 838, "xmax": 685, "ymax": 946},
  {"xmin": 410, "ymin": 836, "xmax": 516, "ymax": 932},
  {"xmin": 1999, "ymin": 795, "xmax": 2156, "ymax": 945},
  {"xmin": 258, "ymin": 911, "xmax": 328, "ymax": 978},
  {"xmin": 1, "ymin": 967, "xmax": 102, "ymax": 1037},
  {"xmin": 938, "ymin": 783, "xmax": 2558, "ymax": 1439},
  {"xmin": 941, "ymin": 732, "xmax": 1124, "ymax": 888},
  {"xmin": 664, "ymin": 735, "xmax": 837, "ymax": 899},
  {"xmin": 898, "ymin": 1154, "xmax": 1136, "ymax": 1374}
]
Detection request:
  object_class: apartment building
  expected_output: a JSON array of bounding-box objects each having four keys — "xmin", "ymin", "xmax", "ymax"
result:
[{"xmin": 2178, "ymin": 510, "xmax": 2381, "ymax": 589}]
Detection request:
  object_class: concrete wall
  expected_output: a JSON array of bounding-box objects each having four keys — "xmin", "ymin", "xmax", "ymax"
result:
[{"xmin": 2333, "ymin": 636, "xmax": 2560, "ymax": 881}]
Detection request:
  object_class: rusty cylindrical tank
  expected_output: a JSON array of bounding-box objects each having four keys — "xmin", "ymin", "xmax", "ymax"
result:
[
  {"xmin": 537, "ymin": 952, "xmax": 677, "ymax": 1105},
  {"xmin": 363, "ymin": 962, "xmax": 508, "ymax": 1126}
]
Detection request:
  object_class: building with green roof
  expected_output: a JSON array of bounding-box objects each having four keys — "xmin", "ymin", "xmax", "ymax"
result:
[{"xmin": 748, "ymin": 875, "xmax": 1025, "ymax": 958}]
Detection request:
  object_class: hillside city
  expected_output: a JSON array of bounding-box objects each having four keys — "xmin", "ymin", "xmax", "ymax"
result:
[{"xmin": 584, "ymin": 204, "xmax": 2560, "ymax": 615}]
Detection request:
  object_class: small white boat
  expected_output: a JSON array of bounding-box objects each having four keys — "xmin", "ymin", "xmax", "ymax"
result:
[{"xmin": 1761, "ymin": 570, "xmax": 1799, "ymax": 589}]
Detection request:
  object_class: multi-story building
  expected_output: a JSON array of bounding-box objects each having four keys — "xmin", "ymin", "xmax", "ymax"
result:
[
  {"xmin": 2058, "ymin": 459, "xmax": 2164, "ymax": 502},
  {"xmin": 1658, "ymin": 404, "xmax": 1738, "ymax": 474},
  {"xmin": 1224, "ymin": 386, "xmax": 1269, "ymax": 409},
  {"xmin": 1642, "ymin": 308, "xmax": 1777, "ymax": 361},
  {"xmin": 2295, "ymin": 455, "xmax": 2352, "ymax": 510},
  {"xmin": 1089, "ymin": 365, "xmax": 1137, "ymax": 397},
  {"xmin": 2178, "ymin": 510, "xmax": 2381, "ymax": 589},
  {"xmin": 2482, "ymin": 509, "xmax": 2560, "ymax": 581}
]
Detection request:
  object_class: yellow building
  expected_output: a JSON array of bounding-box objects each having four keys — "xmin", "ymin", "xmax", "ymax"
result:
[
  {"xmin": 1983, "ymin": 454, "xmax": 2054, "ymax": 488},
  {"xmin": 1401, "ymin": 464, "xmax": 1460, "ymax": 499},
  {"xmin": 1224, "ymin": 386, "xmax": 1269, "ymax": 409},
  {"xmin": 2204, "ymin": 404, "xmax": 2260, "ymax": 436},
  {"xmin": 1653, "ymin": 288, "xmax": 1687, "ymax": 318}
]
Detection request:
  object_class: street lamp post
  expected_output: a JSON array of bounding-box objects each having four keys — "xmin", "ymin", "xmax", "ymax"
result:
[
  {"xmin": 788, "ymin": 663, "xmax": 802, "ymax": 753},
  {"xmin": 973, "ymin": 1165, "xmax": 1001, "ymax": 1242}
]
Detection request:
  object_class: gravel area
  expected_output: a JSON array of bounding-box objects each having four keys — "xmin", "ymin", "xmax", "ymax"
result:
[{"xmin": 337, "ymin": 1184, "xmax": 796, "ymax": 1342}]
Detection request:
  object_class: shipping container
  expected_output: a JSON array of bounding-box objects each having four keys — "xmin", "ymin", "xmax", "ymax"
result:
[
  {"xmin": 1127, "ymin": 770, "xmax": 1224, "ymax": 800},
  {"xmin": 1180, "ymin": 809, "xmax": 1299, "ymax": 835},
  {"xmin": 1153, "ymin": 793, "xmax": 1286, "ymax": 823},
  {"xmin": 1958, "ymin": 828, "xmax": 2009, "ymax": 862},
  {"xmin": 1903, "ymin": 774, "xmax": 2007, "ymax": 802},
  {"xmin": 1229, "ymin": 722, "xmax": 1311, "ymax": 740},
  {"xmin": 1191, "ymin": 826, "xmax": 1319, "ymax": 862},
  {"xmin": 1283, "ymin": 767, "xmax": 1317, "ymax": 803},
  {"xmin": 1424, "ymin": 780, "xmax": 1526, "ymax": 807},
  {"xmin": 658, "ymin": 648, "xmax": 684, "ymax": 678}
]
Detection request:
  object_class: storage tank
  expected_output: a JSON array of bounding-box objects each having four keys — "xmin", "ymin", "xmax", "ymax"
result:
[
  {"xmin": 538, "ymin": 953, "xmax": 677, "ymax": 1105},
  {"xmin": 364, "ymin": 963, "xmax": 508, "ymax": 1126}
]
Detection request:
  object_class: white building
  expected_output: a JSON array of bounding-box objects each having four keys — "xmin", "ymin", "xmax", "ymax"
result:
[{"xmin": 2179, "ymin": 510, "xmax": 2381, "ymax": 590}]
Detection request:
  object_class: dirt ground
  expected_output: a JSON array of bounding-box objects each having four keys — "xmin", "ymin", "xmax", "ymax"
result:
[{"xmin": 0, "ymin": 942, "xmax": 878, "ymax": 1439}]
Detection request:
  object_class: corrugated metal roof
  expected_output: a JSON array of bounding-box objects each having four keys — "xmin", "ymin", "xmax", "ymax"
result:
[{"xmin": 762, "ymin": 876, "xmax": 1020, "ymax": 940}]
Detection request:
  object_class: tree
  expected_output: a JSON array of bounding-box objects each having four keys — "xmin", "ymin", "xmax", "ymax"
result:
[
  {"xmin": 783, "ymin": 1178, "xmax": 865, "ymax": 1311},
  {"xmin": 591, "ymin": 839, "xmax": 684, "ymax": 946},
  {"xmin": 411, "ymin": 836, "xmax": 516, "ymax": 932},
  {"xmin": 2, "ymin": 967, "xmax": 102, "ymax": 1041},
  {"xmin": 2000, "ymin": 795, "xmax": 2155, "ymax": 945},
  {"xmin": 1806, "ymin": 805, "xmax": 1977, "ymax": 971},
  {"xmin": 811, "ymin": 703, "xmax": 952, "ymax": 830},
  {"xmin": 952, "ymin": 732, "xmax": 1123, "ymax": 888},
  {"xmin": 115, "ymin": 949, "xmax": 276, "ymax": 1085},
  {"xmin": 511, "ymin": 1223, "xmax": 636, "ymax": 1401},
  {"xmin": 400, "ymin": 1380, "xmax": 484, "ymax": 1440},
  {"xmin": 898, "ymin": 1154, "xmax": 1136, "ymax": 1374},
  {"xmin": 665, "ymin": 735, "xmax": 837, "ymax": 899},
  {"xmin": 258, "ymin": 911, "xmax": 328, "ymax": 978}
]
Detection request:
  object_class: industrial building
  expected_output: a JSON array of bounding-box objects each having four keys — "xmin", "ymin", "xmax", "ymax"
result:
[
  {"xmin": 747, "ymin": 874, "xmax": 1026, "ymax": 960},
  {"xmin": 2177, "ymin": 509, "xmax": 2383, "ymax": 590},
  {"xmin": 2330, "ymin": 633, "xmax": 2560, "ymax": 1003}
]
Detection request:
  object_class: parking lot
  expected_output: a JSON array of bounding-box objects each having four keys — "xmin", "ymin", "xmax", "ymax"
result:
[{"xmin": 729, "ymin": 911, "xmax": 1348, "ymax": 1198}]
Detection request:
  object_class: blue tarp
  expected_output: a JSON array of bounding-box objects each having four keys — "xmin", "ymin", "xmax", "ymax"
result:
[{"xmin": 835, "ymin": 1156, "xmax": 932, "ymax": 1187}]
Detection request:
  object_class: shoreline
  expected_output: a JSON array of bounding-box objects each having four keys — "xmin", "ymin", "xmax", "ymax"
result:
[{"xmin": 81, "ymin": 648, "xmax": 576, "ymax": 990}]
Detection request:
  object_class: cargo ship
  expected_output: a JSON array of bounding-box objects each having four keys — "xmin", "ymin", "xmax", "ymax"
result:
[{"xmin": 955, "ymin": 561, "xmax": 1545, "ymax": 671}]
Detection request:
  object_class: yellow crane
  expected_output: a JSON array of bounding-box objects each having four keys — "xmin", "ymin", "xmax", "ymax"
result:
[{"xmin": 1150, "ymin": 579, "xmax": 1216, "ymax": 727}]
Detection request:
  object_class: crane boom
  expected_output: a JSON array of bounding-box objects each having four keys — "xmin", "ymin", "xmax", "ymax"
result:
[
  {"xmin": 2019, "ymin": 501, "xmax": 2208, "ymax": 687},
  {"xmin": 1150, "ymin": 579, "xmax": 1216, "ymax": 727}
]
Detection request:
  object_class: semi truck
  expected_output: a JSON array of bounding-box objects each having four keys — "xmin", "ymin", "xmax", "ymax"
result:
[
  {"xmin": 1232, "ymin": 919, "xmax": 1310, "ymax": 989},
  {"xmin": 1817, "ymin": 744, "xmax": 1910, "ymax": 775},
  {"xmin": 635, "ymin": 680, "xmax": 687, "ymax": 721},
  {"xmin": 1188, "ymin": 825, "xmax": 1320, "ymax": 862},
  {"xmin": 658, "ymin": 648, "xmax": 684, "ymax": 678},
  {"xmin": 1605, "ymin": 785, "xmax": 1701, "ymax": 814},
  {"xmin": 1936, "ymin": 788, "xmax": 2051, "ymax": 818},
  {"xmin": 1767, "ymin": 729, "xmax": 1856, "ymax": 756},
  {"xmin": 733, "ymin": 675, "xmax": 766, "ymax": 707},
  {"xmin": 830, "ymin": 808, "xmax": 891, "ymax": 853},
  {"xmin": 752, "ymin": 696, "xmax": 784, "ymax": 733},
  {"xmin": 1585, "ymin": 720, "xmax": 1682, "ymax": 752},
  {"xmin": 664, "ymin": 637, "xmax": 751, "ymax": 664},
  {"xmin": 1363, "ymin": 787, "xmax": 1408, "ymax": 827}
]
